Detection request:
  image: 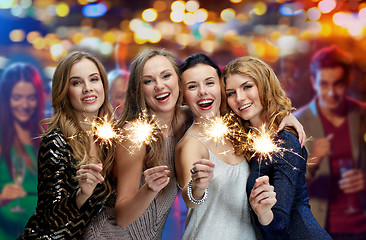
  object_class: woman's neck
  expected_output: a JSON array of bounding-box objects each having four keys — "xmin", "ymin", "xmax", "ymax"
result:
[
  {"xmin": 14, "ymin": 121, "xmax": 32, "ymax": 145},
  {"xmin": 154, "ymin": 110, "xmax": 175, "ymax": 138}
]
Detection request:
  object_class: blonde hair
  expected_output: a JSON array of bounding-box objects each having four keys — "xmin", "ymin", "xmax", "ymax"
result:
[
  {"xmin": 222, "ymin": 56, "xmax": 295, "ymax": 157},
  {"xmin": 118, "ymin": 48, "xmax": 182, "ymax": 168},
  {"xmin": 41, "ymin": 51, "xmax": 115, "ymax": 176}
]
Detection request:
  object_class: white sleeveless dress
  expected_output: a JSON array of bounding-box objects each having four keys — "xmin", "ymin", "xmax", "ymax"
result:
[{"xmin": 182, "ymin": 135, "xmax": 257, "ymax": 240}]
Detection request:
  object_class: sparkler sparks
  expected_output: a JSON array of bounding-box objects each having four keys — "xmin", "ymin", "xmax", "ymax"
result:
[
  {"xmin": 77, "ymin": 114, "xmax": 121, "ymax": 148},
  {"xmin": 90, "ymin": 114, "xmax": 120, "ymax": 147},
  {"xmin": 70, "ymin": 109, "xmax": 161, "ymax": 155},
  {"xmin": 200, "ymin": 112, "xmax": 238, "ymax": 144},
  {"xmin": 246, "ymin": 124, "xmax": 302, "ymax": 176},
  {"xmin": 122, "ymin": 109, "xmax": 161, "ymax": 154}
]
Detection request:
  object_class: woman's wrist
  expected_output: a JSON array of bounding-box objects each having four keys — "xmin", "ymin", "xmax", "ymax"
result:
[
  {"xmin": 257, "ymin": 210, "xmax": 274, "ymax": 226},
  {"xmin": 187, "ymin": 179, "xmax": 208, "ymax": 205}
]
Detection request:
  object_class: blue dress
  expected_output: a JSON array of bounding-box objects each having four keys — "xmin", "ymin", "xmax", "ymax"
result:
[{"xmin": 246, "ymin": 130, "xmax": 332, "ymax": 240}]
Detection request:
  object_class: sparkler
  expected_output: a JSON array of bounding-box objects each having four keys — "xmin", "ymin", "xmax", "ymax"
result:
[
  {"xmin": 199, "ymin": 112, "xmax": 238, "ymax": 144},
  {"xmin": 121, "ymin": 109, "xmax": 161, "ymax": 155},
  {"xmin": 90, "ymin": 114, "xmax": 121, "ymax": 147},
  {"xmin": 79, "ymin": 114, "xmax": 122, "ymax": 148},
  {"xmin": 71, "ymin": 109, "xmax": 160, "ymax": 155},
  {"xmin": 199, "ymin": 112, "xmax": 304, "ymax": 176},
  {"xmin": 246, "ymin": 124, "xmax": 302, "ymax": 176}
]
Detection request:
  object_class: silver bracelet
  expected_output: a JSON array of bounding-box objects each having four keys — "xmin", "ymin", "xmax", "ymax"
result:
[{"xmin": 187, "ymin": 179, "xmax": 208, "ymax": 205}]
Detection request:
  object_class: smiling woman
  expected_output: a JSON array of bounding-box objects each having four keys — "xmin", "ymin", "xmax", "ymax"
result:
[
  {"xmin": 19, "ymin": 51, "xmax": 115, "ymax": 239},
  {"xmin": 0, "ymin": 62, "xmax": 45, "ymax": 240},
  {"xmin": 67, "ymin": 58, "xmax": 106, "ymax": 122}
]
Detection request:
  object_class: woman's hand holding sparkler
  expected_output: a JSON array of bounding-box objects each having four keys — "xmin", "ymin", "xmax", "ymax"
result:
[
  {"xmin": 144, "ymin": 166, "xmax": 170, "ymax": 192},
  {"xmin": 249, "ymin": 175, "xmax": 277, "ymax": 226},
  {"xmin": 189, "ymin": 159, "xmax": 215, "ymax": 200},
  {"xmin": 75, "ymin": 163, "xmax": 105, "ymax": 208}
]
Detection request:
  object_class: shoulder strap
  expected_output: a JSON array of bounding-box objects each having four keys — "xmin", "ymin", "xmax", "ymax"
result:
[{"xmin": 186, "ymin": 134, "xmax": 210, "ymax": 152}]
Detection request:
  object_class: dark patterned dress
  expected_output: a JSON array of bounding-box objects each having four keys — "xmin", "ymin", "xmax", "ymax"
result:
[{"xmin": 18, "ymin": 128, "xmax": 114, "ymax": 240}]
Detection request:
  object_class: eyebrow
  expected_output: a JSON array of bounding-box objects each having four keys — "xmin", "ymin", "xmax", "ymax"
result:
[
  {"xmin": 225, "ymin": 80, "xmax": 250, "ymax": 92},
  {"xmin": 69, "ymin": 72, "xmax": 100, "ymax": 81},
  {"xmin": 143, "ymin": 69, "xmax": 172, "ymax": 78},
  {"xmin": 186, "ymin": 76, "xmax": 215, "ymax": 86}
]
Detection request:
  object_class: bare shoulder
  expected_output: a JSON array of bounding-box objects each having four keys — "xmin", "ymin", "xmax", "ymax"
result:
[{"xmin": 176, "ymin": 134, "xmax": 208, "ymax": 159}]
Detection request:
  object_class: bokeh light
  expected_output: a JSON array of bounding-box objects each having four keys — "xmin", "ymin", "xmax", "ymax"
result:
[
  {"xmin": 142, "ymin": 8, "xmax": 158, "ymax": 22},
  {"xmin": 9, "ymin": 29, "xmax": 26, "ymax": 42},
  {"xmin": 56, "ymin": 3, "xmax": 70, "ymax": 17},
  {"xmin": 221, "ymin": 8, "xmax": 235, "ymax": 22}
]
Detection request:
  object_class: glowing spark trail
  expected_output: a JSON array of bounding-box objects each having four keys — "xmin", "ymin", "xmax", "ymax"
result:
[
  {"xmin": 90, "ymin": 114, "xmax": 120, "ymax": 147},
  {"xmin": 200, "ymin": 112, "xmax": 238, "ymax": 144},
  {"xmin": 246, "ymin": 124, "xmax": 302, "ymax": 176},
  {"xmin": 122, "ymin": 109, "xmax": 161, "ymax": 154}
]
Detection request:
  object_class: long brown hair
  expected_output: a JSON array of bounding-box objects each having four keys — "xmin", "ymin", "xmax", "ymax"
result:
[
  {"xmin": 117, "ymin": 48, "xmax": 182, "ymax": 168},
  {"xmin": 222, "ymin": 56, "xmax": 295, "ymax": 158},
  {"xmin": 41, "ymin": 51, "xmax": 115, "ymax": 176}
]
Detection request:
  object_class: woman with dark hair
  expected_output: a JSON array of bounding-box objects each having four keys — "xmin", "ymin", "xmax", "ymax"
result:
[
  {"xmin": 19, "ymin": 51, "xmax": 115, "ymax": 239},
  {"xmin": 176, "ymin": 54, "xmax": 276, "ymax": 239},
  {"xmin": 0, "ymin": 62, "xmax": 45, "ymax": 240}
]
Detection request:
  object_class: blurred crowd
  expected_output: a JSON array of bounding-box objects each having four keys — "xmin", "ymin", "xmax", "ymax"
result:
[{"xmin": 0, "ymin": 43, "xmax": 365, "ymax": 240}]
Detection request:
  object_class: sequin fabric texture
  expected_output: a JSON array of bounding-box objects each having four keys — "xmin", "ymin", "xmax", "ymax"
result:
[{"xmin": 19, "ymin": 128, "xmax": 114, "ymax": 240}]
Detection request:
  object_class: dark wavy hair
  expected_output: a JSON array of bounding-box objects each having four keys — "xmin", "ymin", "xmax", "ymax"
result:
[{"xmin": 310, "ymin": 45, "xmax": 353, "ymax": 86}]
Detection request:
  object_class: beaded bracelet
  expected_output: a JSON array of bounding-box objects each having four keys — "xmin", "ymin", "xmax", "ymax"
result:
[{"xmin": 187, "ymin": 179, "xmax": 208, "ymax": 205}]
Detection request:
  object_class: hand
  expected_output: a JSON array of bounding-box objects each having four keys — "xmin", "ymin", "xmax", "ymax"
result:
[
  {"xmin": 339, "ymin": 169, "xmax": 365, "ymax": 194},
  {"xmin": 144, "ymin": 166, "xmax": 170, "ymax": 192},
  {"xmin": 190, "ymin": 159, "xmax": 215, "ymax": 190},
  {"xmin": 76, "ymin": 163, "xmax": 104, "ymax": 197},
  {"xmin": 308, "ymin": 134, "xmax": 333, "ymax": 169},
  {"xmin": 278, "ymin": 113, "xmax": 306, "ymax": 147},
  {"xmin": 249, "ymin": 175, "xmax": 277, "ymax": 225},
  {"xmin": 1, "ymin": 184, "xmax": 26, "ymax": 201}
]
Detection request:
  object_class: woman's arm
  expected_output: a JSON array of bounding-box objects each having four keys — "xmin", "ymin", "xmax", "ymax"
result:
[
  {"xmin": 258, "ymin": 131, "xmax": 306, "ymax": 235},
  {"xmin": 175, "ymin": 137, "xmax": 214, "ymax": 209},
  {"xmin": 249, "ymin": 175, "xmax": 276, "ymax": 225},
  {"xmin": 278, "ymin": 113, "xmax": 306, "ymax": 147},
  {"xmin": 0, "ymin": 184, "xmax": 26, "ymax": 206},
  {"xmin": 75, "ymin": 163, "xmax": 105, "ymax": 208},
  {"xmin": 114, "ymin": 140, "xmax": 170, "ymax": 228},
  {"xmin": 37, "ymin": 131, "xmax": 113, "ymax": 230}
]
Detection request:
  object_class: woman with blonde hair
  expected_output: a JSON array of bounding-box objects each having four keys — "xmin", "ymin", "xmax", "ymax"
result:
[
  {"xmin": 223, "ymin": 56, "xmax": 332, "ymax": 239},
  {"xmin": 20, "ymin": 51, "xmax": 115, "ymax": 239}
]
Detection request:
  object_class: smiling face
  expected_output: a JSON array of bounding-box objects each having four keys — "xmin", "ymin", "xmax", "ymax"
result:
[
  {"xmin": 67, "ymin": 58, "xmax": 105, "ymax": 121},
  {"xmin": 182, "ymin": 64, "xmax": 221, "ymax": 120},
  {"xmin": 312, "ymin": 66, "xmax": 347, "ymax": 112},
  {"xmin": 10, "ymin": 81, "xmax": 38, "ymax": 124},
  {"xmin": 225, "ymin": 73, "xmax": 263, "ymax": 128},
  {"xmin": 141, "ymin": 55, "xmax": 180, "ymax": 115}
]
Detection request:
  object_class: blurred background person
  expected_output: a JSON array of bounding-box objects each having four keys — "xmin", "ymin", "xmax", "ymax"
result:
[
  {"xmin": 108, "ymin": 69, "xmax": 129, "ymax": 119},
  {"xmin": 0, "ymin": 62, "xmax": 45, "ymax": 240},
  {"xmin": 277, "ymin": 53, "xmax": 314, "ymax": 109},
  {"xmin": 294, "ymin": 45, "xmax": 366, "ymax": 240}
]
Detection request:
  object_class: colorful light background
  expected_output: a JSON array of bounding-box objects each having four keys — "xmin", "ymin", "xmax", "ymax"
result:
[{"xmin": 0, "ymin": 0, "xmax": 365, "ymax": 103}]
